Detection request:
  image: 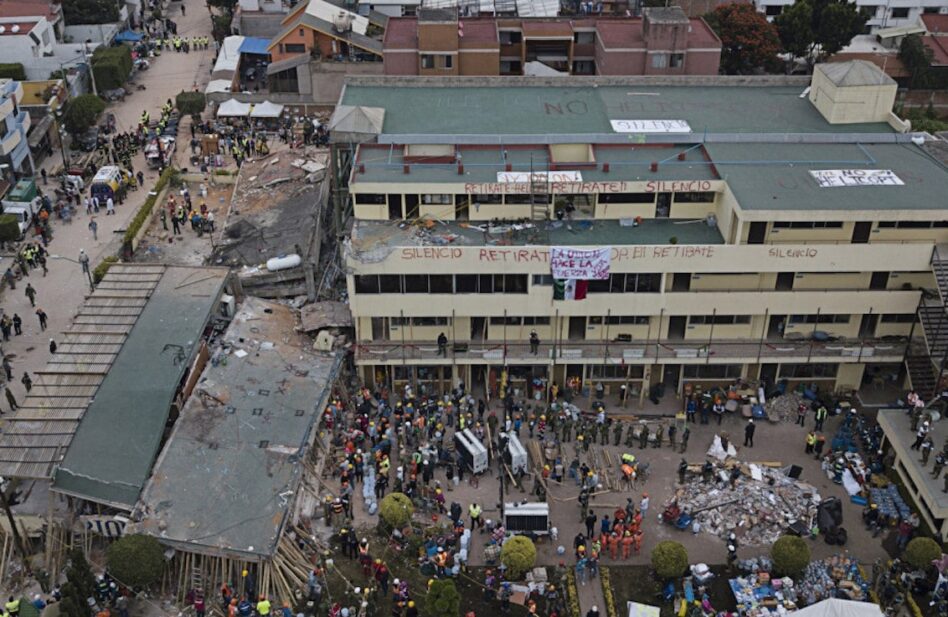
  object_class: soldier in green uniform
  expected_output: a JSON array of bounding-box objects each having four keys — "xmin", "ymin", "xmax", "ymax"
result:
[{"xmin": 614, "ymin": 421, "xmax": 624, "ymax": 446}]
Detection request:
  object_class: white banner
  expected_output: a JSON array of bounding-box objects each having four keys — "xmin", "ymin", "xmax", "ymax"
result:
[
  {"xmin": 496, "ymin": 171, "xmax": 583, "ymax": 183},
  {"xmin": 551, "ymin": 247, "xmax": 611, "ymax": 280},
  {"xmin": 610, "ymin": 119, "xmax": 692, "ymax": 134},
  {"xmin": 809, "ymin": 169, "xmax": 904, "ymax": 188}
]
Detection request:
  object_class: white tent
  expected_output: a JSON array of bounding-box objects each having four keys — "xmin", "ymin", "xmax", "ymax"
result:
[
  {"xmin": 205, "ymin": 79, "xmax": 233, "ymax": 94},
  {"xmin": 627, "ymin": 602, "xmax": 660, "ymax": 617},
  {"xmin": 793, "ymin": 599, "xmax": 885, "ymax": 617},
  {"xmin": 217, "ymin": 99, "xmax": 252, "ymax": 117},
  {"xmin": 250, "ymin": 100, "xmax": 284, "ymax": 118}
]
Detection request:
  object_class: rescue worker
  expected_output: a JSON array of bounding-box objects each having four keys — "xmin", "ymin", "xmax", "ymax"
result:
[
  {"xmin": 621, "ymin": 531, "xmax": 633, "ymax": 559},
  {"xmin": 678, "ymin": 458, "xmax": 688, "ymax": 484},
  {"xmin": 805, "ymin": 431, "xmax": 817, "ymax": 454},
  {"xmin": 933, "ymin": 451, "xmax": 946, "ymax": 478},
  {"xmin": 680, "ymin": 426, "xmax": 690, "ymax": 453}
]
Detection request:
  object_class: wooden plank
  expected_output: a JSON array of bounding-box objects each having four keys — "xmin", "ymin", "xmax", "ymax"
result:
[
  {"xmin": 45, "ymin": 354, "xmax": 116, "ymax": 365},
  {"xmin": 43, "ymin": 364, "xmax": 109, "ymax": 374},
  {"xmin": 0, "ymin": 447, "xmax": 63, "ymax": 463},
  {"xmin": 72, "ymin": 316, "xmax": 139, "ymax": 325},
  {"xmin": 0, "ymin": 434, "xmax": 71, "ymax": 449},
  {"xmin": 83, "ymin": 298, "xmax": 148, "ymax": 308},
  {"xmin": 6, "ymin": 409, "xmax": 84, "ymax": 421},
  {"xmin": 65, "ymin": 324, "xmax": 133, "ymax": 335},
  {"xmin": 58, "ymin": 334, "xmax": 126, "ymax": 344},
  {"xmin": 33, "ymin": 374, "xmax": 102, "ymax": 386},
  {"xmin": 76, "ymin": 307, "xmax": 146, "ymax": 317}
]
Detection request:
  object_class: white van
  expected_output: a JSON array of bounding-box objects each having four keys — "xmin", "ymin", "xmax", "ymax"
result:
[{"xmin": 1, "ymin": 197, "xmax": 42, "ymax": 237}]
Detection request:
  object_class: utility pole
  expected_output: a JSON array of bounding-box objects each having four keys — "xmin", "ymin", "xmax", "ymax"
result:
[{"xmin": 0, "ymin": 483, "xmax": 31, "ymax": 574}]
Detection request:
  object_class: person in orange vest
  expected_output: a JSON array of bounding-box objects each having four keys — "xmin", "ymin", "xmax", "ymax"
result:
[
  {"xmin": 633, "ymin": 529, "xmax": 644, "ymax": 554},
  {"xmin": 621, "ymin": 532, "xmax": 634, "ymax": 559},
  {"xmin": 608, "ymin": 532, "xmax": 619, "ymax": 560}
]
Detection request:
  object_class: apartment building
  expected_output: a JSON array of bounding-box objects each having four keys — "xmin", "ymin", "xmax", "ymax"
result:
[
  {"xmin": 754, "ymin": 0, "xmax": 947, "ymax": 32},
  {"xmin": 330, "ymin": 61, "xmax": 948, "ymax": 405},
  {"xmin": 383, "ymin": 6, "xmax": 721, "ymax": 75},
  {"xmin": 0, "ymin": 79, "xmax": 34, "ymax": 185}
]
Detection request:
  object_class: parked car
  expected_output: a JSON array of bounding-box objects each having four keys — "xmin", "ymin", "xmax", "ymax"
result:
[{"xmin": 79, "ymin": 126, "xmax": 100, "ymax": 152}]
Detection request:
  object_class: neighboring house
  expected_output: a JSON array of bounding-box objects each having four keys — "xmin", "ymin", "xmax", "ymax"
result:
[
  {"xmin": 0, "ymin": 17, "xmax": 56, "ymax": 60},
  {"xmin": 383, "ymin": 6, "xmax": 721, "ymax": 76},
  {"xmin": 754, "ymin": 0, "xmax": 948, "ymax": 32},
  {"xmin": 20, "ymin": 78, "xmax": 66, "ymax": 166},
  {"xmin": 0, "ymin": 0, "xmax": 62, "ymax": 39},
  {"xmin": 920, "ymin": 12, "xmax": 948, "ymax": 69},
  {"xmin": 0, "ymin": 79, "xmax": 35, "ymax": 185},
  {"xmin": 267, "ymin": 0, "xmax": 383, "ymax": 62}
]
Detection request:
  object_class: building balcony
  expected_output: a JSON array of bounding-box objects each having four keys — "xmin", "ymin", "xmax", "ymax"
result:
[
  {"xmin": 16, "ymin": 111, "xmax": 30, "ymax": 134},
  {"xmin": 500, "ymin": 43, "xmax": 522, "ymax": 57},
  {"xmin": 352, "ymin": 337, "xmax": 908, "ymax": 366},
  {"xmin": 0, "ymin": 129, "xmax": 21, "ymax": 157}
]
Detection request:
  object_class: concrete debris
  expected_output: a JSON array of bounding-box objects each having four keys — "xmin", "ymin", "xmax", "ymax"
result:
[
  {"xmin": 796, "ymin": 554, "xmax": 869, "ymax": 605},
  {"xmin": 707, "ymin": 434, "xmax": 737, "ymax": 461},
  {"xmin": 765, "ymin": 392, "xmax": 809, "ymax": 423},
  {"xmin": 672, "ymin": 463, "xmax": 821, "ymax": 545}
]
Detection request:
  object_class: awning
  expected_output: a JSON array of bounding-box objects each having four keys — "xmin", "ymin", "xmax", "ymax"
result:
[
  {"xmin": 28, "ymin": 114, "xmax": 54, "ymax": 148},
  {"xmin": 249, "ymin": 100, "xmax": 284, "ymax": 118},
  {"xmin": 205, "ymin": 79, "xmax": 233, "ymax": 94},
  {"xmin": 114, "ymin": 30, "xmax": 144, "ymax": 43},
  {"xmin": 239, "ymin": 37, "xmax": 271, "ymax": 56},
  {"xmin": 267, "ymin": 53, "xmax": 309, "ymax": 75},
  {"xmin": 217, "ymin": 99, "xmax": 252, "ymax": 117}
]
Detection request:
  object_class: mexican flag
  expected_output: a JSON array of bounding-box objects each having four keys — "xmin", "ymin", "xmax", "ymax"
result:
[{"xmin": 553, "ymin": 279, "xmax": 588, "ymax": 301}]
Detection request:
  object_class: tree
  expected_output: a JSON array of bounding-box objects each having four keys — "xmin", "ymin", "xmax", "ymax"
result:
[
  {"xmin": 904, "ymin": 537, "xmax": 941, "ymax": 570},
  {"xmin": 61, "ymin": 0, "xmax": 119, "ymax": 25},
  {"xmin": 900, "ymin": 35, "xmax": 935, "ymax": 89},
  {"xmin": 63, "ymin": 94, "xmax": 106, "ymax": 136},
  {"xmin": 378, "ymin": 492, "xmax": 414, "ymax": 529},
  {"xmin": 0, "ymin": 215, "xmax": 21, "ymax": 244},
  {"xmin": 176, "ymin": 91, "xmax": 207, "ymax": 117},
  {"xmin": 500, "ymin": 536, "xmax": 537, "ymax": 580},
  {"xmin": 771, "ymin": 535, "xmax": 810, "ymax": 577},
  {"xmin": 92, "ymin": 46, "xmax": 133, "ymax": 91},
  {"xmin": 424, "ymin": 579, "xmax": 460, "ymax": 617},
  {"xmin": 705, "ymin": 3, "xmax": 781, "ymax": 74},
  {"xmin": 0, "ymin": 64, "xmax": 26, "ymax": 81},
  {"xmin": 775, "ymin": 0, "xmax": 868, "ymax": 69},
  {"xmin": 651, "ymin": 541, "xmax": 688, "ymax": 580},
  {"xmin": 106, "ymin": 534, "xmax": 165, "ymax": 588},
  {"xmin": 59, "ymin": 548, "xmax": 96, "ymax": 617}
]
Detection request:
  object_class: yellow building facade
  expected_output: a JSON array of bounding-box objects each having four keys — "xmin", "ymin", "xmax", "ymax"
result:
[{"xmin": 333, "ymin": 64, "xmax": 948, "ymax": 404}]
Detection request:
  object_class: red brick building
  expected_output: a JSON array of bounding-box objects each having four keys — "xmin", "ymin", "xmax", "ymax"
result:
[{"xmin": 383, "ymin": 6, "xmax": 721, "ymax": 76}]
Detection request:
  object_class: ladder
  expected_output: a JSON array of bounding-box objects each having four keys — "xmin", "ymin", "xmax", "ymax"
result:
[
  {"xmin": 529, "ymin": 164, "xmax": 550, "ymax": 222},
  {"xmin": 191, "ymin": 564, "xmax": 204, "ymax": 594}
]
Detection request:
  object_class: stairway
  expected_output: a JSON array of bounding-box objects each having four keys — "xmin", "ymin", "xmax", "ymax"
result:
[
  {"xmin": 530, "ymin": 172, "xmax": 549, "ymax": 222},
  {"xmin": 905, "ymin": 354, "xmax": 937, "ymax": 400},
  {"xmin": 918, "ymin": 301, "xmax": 948, "ymax": 360},
  {"xmin": 933, "ymin": 248, "xmax": 948, "ymax": 305}
]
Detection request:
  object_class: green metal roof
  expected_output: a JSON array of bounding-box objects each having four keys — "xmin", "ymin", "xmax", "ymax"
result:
[
  {"xmin": 52, "ymin": 267, "xmax": 229, "ymax": 509},
  {"xmin": 339, "ymin": 85, "xmax": 894, "ymax": 139},
  {"xmin": 706, "ymin": 142, "xmax": 948, "ymax": 211}
]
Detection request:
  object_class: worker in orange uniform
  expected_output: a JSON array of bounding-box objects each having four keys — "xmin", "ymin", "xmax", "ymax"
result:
[
  {"xmin": 633, "ymin": 529, "xmax": 644, "ymax": 554},
  {"xmin": 621, "ymin": 531, "xmax": 634, "ymax": 559},
  {"xmin": 608, "ymin": 532, "xmax": 619, "ymax": 560}
]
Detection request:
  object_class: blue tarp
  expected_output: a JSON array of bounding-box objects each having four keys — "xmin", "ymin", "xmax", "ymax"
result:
[
  {"xmin": 239, "ymin": 37, "xmax": 271, "ymax": 55},
  {"xmin": 114, "ymin": 30, "xmax": 144, "ymax": 43}
]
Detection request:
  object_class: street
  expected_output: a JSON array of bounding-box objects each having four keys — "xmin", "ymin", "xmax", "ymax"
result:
[{"xmin": 0, "ymin": 0, "xmax": 215, "ymax": 409}]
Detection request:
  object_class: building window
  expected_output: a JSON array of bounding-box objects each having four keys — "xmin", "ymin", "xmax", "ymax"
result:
[
  {"xmin": 878, "ymin": 221, "xmax": 948, "ymax": 229},
  {"xmin": 354, "ymin": 275, "xmax": 380, "ymax": 294},
  {"xmin": 403, "ymin": 275, "xmax": 429, "ymax": 293},
  {"xmin": 683, "ymin": 364, "xmax": 743, "ymax": 379},
  {"xmin": 572, "ymin": 60, "xmax": 595, "ymax": 75},
  {"xmin": 688, "ymin": 315, "xmax": 751, "ymax": 325},
  {"xmin": 863, "ymin": 5, "xmax": 879, "ymax": 17},
  {"xmin": 597, "ymin": 193, "xmax": 655, "ymax": 204},
  {"xmin": 651, "ymin": 54, "xmax": 668, "ymax": 68},
  {"xmin": 421, "ymin": 194, "xmax": 452, "ymax": 205},
  {"xmin": 392, "ymin": 317, "xmax": 449, "ymax": 327},
  {"xmin": 499, "ymin": 31, "xmax": 522, "ymax": 44},
  {"xmin": 421, "ymin": 55, "xmax": 435, "ymax": 69},
  {"xmin": 523, "ymin": 317, "xmax": 551, "ymax": 325},
  {"xmin": 444, "ymin": 55, "xmax": 453, "ymax": 69},
  {"xmin": 589, "ymin": 364, "xmax": 645, "ymax": 379},
  {"xmin": 532, "ymin": 275, "xmax": 553, "ymax": 286},
  {"xmin": 765, "ymin": 5, "xmax": 782, "ymax": 16},
  {"xmin": 574, "ymin": 31, "xmax": 595, "ymax": 44},
  {"xmin": 772, "ymin": 221, "xmax": 843, "ymax": 229},
  {"xmin": 779, "ymin": 363, "xmax": 838, "ymax": 379},
  {"xmin": 674, "ymin": 192, "xmax": 715, "ymax": 203},
  {"xmin": 500, "ymin": 61, "xmax": 522, "ymax": 74},
  {"xmin": 496, "ymin": 274, "xmax": 528, "ymax": 294},
  {"xmin": 589, "ymin": 316, "xmax": 650, "ymax": 325},
  {"xmin": 923, "ymin": 6, "xmax": 940, "ymax": 13},
  {"xmin": 473, "ymin": 194, "xmax": 503, "ymax": 204},
  {"xmin": 880, "ymin": 314, "xmax": 916, "ymax": 323},
  {"xmin": 379, "ymin": 275, "xmax": 401, "ymax": 293},
  {"xmin": 299, "ymin": 28, "xmax": 304, "ymax": 36},
  {"xmin": 670, "ymin": 53, "xmax": 684, "ymax": 68},
  {"xmin": 891, "ymin": 7, "xmax": 910, "ymax": 18},
  {"xmin": 788, "ymin": 314, "xmax": 851, "ymax": 324},
  {"xmin": 354, "ymin": 193, "xmax": 386, "ymax": 205},
  {"xmin": 284, "ymin": 43, "xmax": 306, "ymax": 53},
  {"xmin": 429, "ymin": 275, "xmax": 453, "ymax": 293}
]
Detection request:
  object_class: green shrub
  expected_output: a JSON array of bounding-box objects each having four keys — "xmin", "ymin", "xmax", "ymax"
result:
[
  {"xmin": 0, "ymin": 214, "xmax": 22, "ymax": 243},
  {"xmin": 123, "ymin": 166, "xmax": 177, "ymax": 247},
  {"xmin": 175, "ymin": 91, "xmax": 207, "ymax": 117},
  {"xmin": 92, "ymin": 46, "xmax": 132, "ymax": 91},
  {"xmin": 63, "ymin": 94, "xmax": 106, "ymax": 136},
  {"xmin": 92, "ymin": 255, "xmax": 119, "ymax": 284},
  {"xmin": 424, "ymin": 579, "xmax": 460, "ymax": 617},
  {"xmin": 0, "ymin": 64, "xmax": 26, "ymax": 81},
  {"xmin": 771, "ymin": 535, "xmax": 810, "ymax": 577},
  {"xmin": 106, "ymin": 534, "xmax": 164, "ymax": 588},
  {"xmin": 62, "ymin": 0, "xmax": 119, "ymax": 24},
  {"xmin": 378, "ymin": 492, "xmax": 414, "ymax": 529},
  {"xmin": 651, "ymin": 541, "xmax": 688, "ymax": 580},
  {"xmin": 904, "ymin": 537, "xmax": 941, "ymax": 570},
  {"xmin": 500, "ymin": 535, "xmax": 537, "ymax": 580}
]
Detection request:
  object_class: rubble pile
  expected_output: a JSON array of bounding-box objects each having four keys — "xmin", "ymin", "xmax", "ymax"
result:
[
  {"xmin": 675, "ymin": 464, "xmax": 821, "ymax": 545},
  {"xmin": 795, "ymin": 554, "xmax": 868, "ymax": 605},
  {"xmin": 764, "ymin": 392, "xmax": 808, "ymax": 423}
]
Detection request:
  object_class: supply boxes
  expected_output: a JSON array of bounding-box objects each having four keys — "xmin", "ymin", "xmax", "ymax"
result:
[
  {"xmin": 454, "ymin": 428, "xmax": 488, "ymax": 474},
  {"xmin": 505, "ymin": 432, "xmax": 528, "ymax": 475},
  {"xmin": 504, "ymin": 502, "xmax": 550, "ymax": 535}
]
